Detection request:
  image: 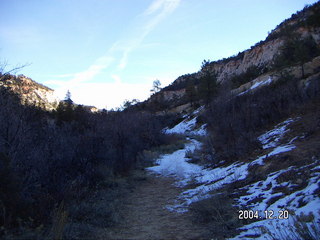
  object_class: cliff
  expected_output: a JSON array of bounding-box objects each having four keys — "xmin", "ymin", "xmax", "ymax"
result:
[
  {"xmin": 0, "ymin": 74, "xmax": 59, "ymax": 111},
  {"xmin": 146, "ymin": 2, "xmax": 320, "ymax": 114}
]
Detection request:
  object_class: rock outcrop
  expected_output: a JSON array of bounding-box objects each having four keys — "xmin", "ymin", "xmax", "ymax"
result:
[
  {"xmin": 0, "ymin": 74, "xmax": 59, "ymax": 111},
  {"xmin": 146, "ymin": 3, "xmax": 320, "ymax": 113}
]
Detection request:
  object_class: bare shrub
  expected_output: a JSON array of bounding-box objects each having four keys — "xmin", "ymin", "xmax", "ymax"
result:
[
  {"xmin": 204, "ymin": 74, "xmax": 320, "ymax": 163},
  {"xmin": 190, "ymin": 192, "xmax": 241, "ymax": 239},
  {"xmin": 262, "ymin": 212, "xmax": 320, "ymax": 240},
  {"xmin": 50, "ymin": 202, "xmax": 68, "ymax": 240}
]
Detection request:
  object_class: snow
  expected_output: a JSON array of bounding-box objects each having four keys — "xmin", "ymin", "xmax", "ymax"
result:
[
  {"xmin": 254, "ymin": 144, "xmax": 296, "ymax": 165},
  {"xmin": 258, "ymin": 118, "xmax": 295, "ymax": 149},
  {"xmin": 231, "ymin": 160, "xmax": 320, "ymax": 240},
  {"xmin": 250, "ymin": 77, "xmax": 272, "ymax": 90},
  {"xmin": 268, "ymin": 144, "xmax": 296, "ymax": 155},
  {"xmin": 149, "ymin": 116, "xmax": 302, "ymax": 214},
  {"xmin": 165, "ymin": 159, "xmax": 263, "ymax": 213},
  {"xmin": 147, "ymin": 138, "xmax": 259, "ymax": 212},
  {"xmin": 192, "ymin": 123, "xmax": 207, "ymax": 136},
  {"xmin": 164, "ymin": 117, "xmax": 207, "ymax": 136},
  {"xmin": 238, "ymin": 77, "xmax": 273, "ymax": 96},
  {"xmin": 164, "ymin": 107, "xmax": 207, "ymax": 136},
  {"xmin": 164, "ymin": 117, "xmax": 197, "ymax": 134},
  {"xmin": 150, "ymin": 111, "xmax": 319, "ymax": 238},
  {"xmin": 147, "ymin": 139, "xmax": 203, "ymax": 184},
  {"xmin": 148, "ymin": 138, "xmax": 298, "ymax": 213}
]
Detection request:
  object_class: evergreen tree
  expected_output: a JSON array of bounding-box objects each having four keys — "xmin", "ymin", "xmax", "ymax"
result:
[
  {"xmin": 56, "ymin": 90, "xmax": 75, "ymax": 122},
  {"xmin": 65, "ymin": 90, "xmax": 73, "ymax": 104},
  {"xmin": 293, "ymin": 36, "xmax": 320, "ymax": 78},
  {"xmin": 185, "ymin": 79, "xmax": 197, "ymax": 107},
  {"xmin": 198, "ymin": 66, "xmax": 219, "ymax": 105},
  {"xmin": 273, "ymin": 34, "xmax": 320, "ymax": 77}
]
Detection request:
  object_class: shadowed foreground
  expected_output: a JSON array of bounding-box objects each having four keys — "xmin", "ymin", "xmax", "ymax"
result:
[{"xmin": 102, "ymin": 174, "xmax": 208, "ymax": 240}]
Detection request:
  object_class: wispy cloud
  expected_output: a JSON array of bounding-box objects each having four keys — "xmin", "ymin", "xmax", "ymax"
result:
[
  {"xmin": 144, "ymin": 0, "xmax": 180, "ymax": 16},
  {"xmin": 62, "ymin": 0, "xmax": 180, "ymax": 83},
  {"xmin": 69, "ymin": 55, "xmax": 114, "ymax": 83},
  {"xmin": 49, "ymin": 55, "xmax": 114, "ymax": 83},
  {"xmin": 116, "ymin": 0, "xmax": 181, "ymax": 70},
  {"xmin": 111, "ymin": 74, "xmax": 122, "ymax": 84},
  {"xmin": 46, "ymin": 0, "xmax": 181, "ymax": 108}
]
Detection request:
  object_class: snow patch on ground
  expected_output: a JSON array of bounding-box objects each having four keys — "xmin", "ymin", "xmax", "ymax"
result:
[
  {"xmin": 147, "ymin": 139, "xmax": 203, "ymax": 185},
  {"xmin": 149, "ymin": 117, "xmax": 303, "ymax": 214},
  {"xmin": 148, "ymin": 136, "xmax": 298, "ymax": 213},
  {"xmin": 228, "ymin": 117, "xmax": 319, "ymax": 239},
  {"xmin": 231, "ymin": 161, "xmax": 320, "ymax": 239},
  {"xmin": 250, "ymin": 77, "xmax": 272, "ymax": 90},
  {"xmin": 164, "ymin": 117, "xmax": 197, "ymax": 134},
  {"xmin": 238, "ymin": 77, "xmax": 273, "ymax": 96},
  {"xmin": 166, "ymin": 158, "xmax": 263, "ymax": 213},
  {"xmin": 164, "ymin": 140, "xmax": 298, "ymax": 213},
  {"xmin": 149, "ymin": 114, "xmax": 319, "ymax": 238},
  {"xmin": 164, "ymin": 117, "xmax": 207, "ymax": 136},
  {"xmin": 258, "ymin": 118, "xmax": 296, "ymax": 149},
  {"xmin": 164, "ymin": 107, "xmax": 207, "ymax": 136},
  {"xmin": 149, "ymin": 112, "xmax": 319, "ymax": 238}
]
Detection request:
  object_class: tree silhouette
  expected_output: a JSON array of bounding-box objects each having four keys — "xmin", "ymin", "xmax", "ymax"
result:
[
  {"xmin": 56, "ymin": 90, "xmax": 74, "ymax": 122},
  {"xmin": 64, "ymin": 90, "xmax": 73, "ymax": 104},
  {"xmin": 199, "ymin": 67, "xmax": 219, "ymax": 105},
  {"xmin": 186, "ymin": 79, "xmax": 197, "ymax": 107},
  {"xmin": 150, "ymin": 80, "xmax": 162, "ymax": 94}
]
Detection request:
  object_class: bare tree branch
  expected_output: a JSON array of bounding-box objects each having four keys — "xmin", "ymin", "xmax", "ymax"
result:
[{"xmin": 0, "ymin": 61, "xmax": 32, "ymax": 81}]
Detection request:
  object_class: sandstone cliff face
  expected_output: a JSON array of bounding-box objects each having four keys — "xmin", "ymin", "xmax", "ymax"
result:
[
  {"xmin": 209, "ymin": 39, "xmax": 283, "ymax": 83},
  {"xmin": 160, "ymin": 89, "xmax": 185, "ymax": 102},
  {"xmin": 206, "ymin": 26, "xmax": 320, "ymax": 84},
  {"xmin": 154, "ymin": 37, "xmax": 285, "ymax": 106},
  {"xmin": 232, "ymin": 55, "xmax": 320, "ymax": 96},
  {"xmin": 0, "ymin": 75, "xmax": 59, "ymax": 111},
  {"xmin": 153, "ymin": 22, "xmax": 320, "ymax": 110}
]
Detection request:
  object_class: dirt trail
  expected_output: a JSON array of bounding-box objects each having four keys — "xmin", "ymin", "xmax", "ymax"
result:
[{"xmin": 102, "ymin": 173, "xmax": 208, "ymax": 240}]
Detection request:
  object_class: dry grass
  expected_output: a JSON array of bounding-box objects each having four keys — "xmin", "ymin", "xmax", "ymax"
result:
[
  {"xmin": 137, "ymin": 134, "xmax": 187, "ymax": 168},
  {"xmin": 51, "ymin": 202, "xmax": 68, "ymax": 240},
  {"xmin": 262, "ymin": 212, "xmax": 320, "ymax": 240},
  {"xmin": 190, "ymin": 191, "xmax": 242, "ymax": 239}
]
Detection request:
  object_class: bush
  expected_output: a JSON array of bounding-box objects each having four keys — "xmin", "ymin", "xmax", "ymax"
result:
[
  {"xmin": 231, "ymin": 65, "xmax": 267, "ymax": 89},
  {"xmin": 190, "ymin": 192, "xmax": 241, "ymax": 239},
  {"xmin": 272, "ymin": 35, "xmax": 320, "ymax": 74},
  {"xmin": 204, "ymin": 73, "xmax": 320, "ymax": 163},
  {"xmin": 0, "ymin": 85, "xmax": 167, "ymax": 237}
]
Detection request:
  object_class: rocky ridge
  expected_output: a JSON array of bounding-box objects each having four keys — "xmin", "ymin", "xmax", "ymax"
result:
[
  {"xmin": 0, "ymin": 74, "xmax": 59, "ymax": 111},
  {"xmin": 147, "ymin": 3, "xmax": 320, "ymax": 112}
]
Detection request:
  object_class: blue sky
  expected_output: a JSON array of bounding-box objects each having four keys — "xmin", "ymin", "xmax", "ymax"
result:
[{"xmin": 0, "ymin": 0, "xmax": 318, "ymax": 109}]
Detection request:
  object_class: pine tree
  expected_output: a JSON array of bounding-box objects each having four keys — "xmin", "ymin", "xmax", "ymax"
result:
[
  {"xmin": 65, "ymin": 90, "xmax": 73, "ymax": 104},
  {"xmin": 198, "ymin": 66, "xmax": 219, "ymax": 105},
  {"xmin": 56, "ymin": 90, "xmax": 75, "ymax": 122},
  {"xmin": 186, "ymin": 79, "xmax": 197, "ymax": 107},
  {"xmin": 293, "ymin": 36, "xmax": 320, "ymax": 78}
]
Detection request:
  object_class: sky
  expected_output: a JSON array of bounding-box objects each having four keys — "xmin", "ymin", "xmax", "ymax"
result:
[{"xmin": 0, "ymin": 0, "xmax": 318, "ymax": 109}]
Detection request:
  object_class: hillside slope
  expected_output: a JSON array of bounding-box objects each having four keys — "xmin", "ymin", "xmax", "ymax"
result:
[
  {"xmin": 141, "ymin": 2, "xmax": 320, "ymax": 115},
  {"xmin": 136, "ymin": 2, "xmax": 320, "ymax": 239},
  {"xmin": 0, "ymin": 74, "xmax": 59, "ymax": 110},
  {"xmin": 148, "ymin": 108, "xmax": 320, "ymax": 239},
  {"xmin": 1, "ymin": 2, "xmax": 320, "ymax": 240}
]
